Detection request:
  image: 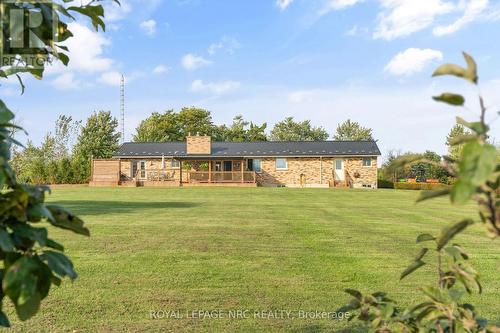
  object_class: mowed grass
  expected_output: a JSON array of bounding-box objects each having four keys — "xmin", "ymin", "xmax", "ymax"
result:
[{"xmin": 5, "ymin": 187, "xmax": 500, "ymax": 332}]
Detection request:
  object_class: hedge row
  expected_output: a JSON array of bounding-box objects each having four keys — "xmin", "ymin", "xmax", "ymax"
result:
[
  {"xmin": 393, "ymin": 182, "xmax": 450, "ymax": 190},
  {"xmin": 377, "ymin": 179, "xmax": 394, "ymax": 189}
]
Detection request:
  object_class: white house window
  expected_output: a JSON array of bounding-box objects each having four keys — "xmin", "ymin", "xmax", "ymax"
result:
[
  {"xmin": 362, "ymin": 158, "xmax": 372, "ymax": 167},
  {"xmin": 276, "ymin": 158, "xmax": 288, "ymax": 170},
  {"xmin": 335, "ymin": 159, "xmax": 343, "ymax": 170},
  {"xmin": 171, "ymin": 160, "xmax": 180, "ymax": 168},
  {"xmin": 252, "ymin": 159, "xmax": 262, "ymax": 172}
]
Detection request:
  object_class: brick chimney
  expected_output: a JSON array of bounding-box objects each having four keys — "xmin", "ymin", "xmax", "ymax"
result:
[{"xmin": 186, "ymin": 134, "xmax": 211, "ymax": 155}]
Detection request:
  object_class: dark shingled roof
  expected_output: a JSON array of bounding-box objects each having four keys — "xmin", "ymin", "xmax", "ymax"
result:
[{"xmin": 113, "ymin": 141, "xmax": 381, "ymax": 158}]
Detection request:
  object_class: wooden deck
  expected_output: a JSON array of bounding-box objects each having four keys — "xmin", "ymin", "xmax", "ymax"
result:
[{"xmin": 115, "ymin": 170, "xmax": 257, "ymax": 187}]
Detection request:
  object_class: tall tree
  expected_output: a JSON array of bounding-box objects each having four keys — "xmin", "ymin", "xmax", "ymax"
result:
[
  {"xmin": 54, "ymin": 115, "xmax": 80, "ymax": 160},
  {"xmin": 133, "ymin": 107, "xmax": 218, "ymax": 142},
  {"xmin": 219, "ymin": 115, "xmax": 267, "ymax": 142},
  {"xmin": 333, "ymin": 119, "xmax": 374, "ymax": 141},
  {"xmin": 446, "ymin": 124, "xmax": 470, "ymax": 161},
  {"xmin": 133, "ymin": 110, "xmax": 181, "ymax": 142},
  {"xmin": 177, "ymin": 107, "xmax": 217, "ymax": 138},
  {"xmin": 269, "ymin": 117, "xmax": 328, "ymax": 141},
  {"xmin": 72, "ymin": 111, "xmax": 120, "ymax": 182}
]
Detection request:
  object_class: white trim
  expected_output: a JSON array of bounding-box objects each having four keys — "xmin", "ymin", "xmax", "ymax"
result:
[
  {"xmin": 275, "ymin": 158, "xmax": 288, "ymax": 171},
  {"xmin": 251, "ymin": 158, "xmax": 262, "ymax": 173},
  {"xmin": 362, "ymin": 157, "xmax": 373, "ymax": 167},
  {"xmin": 171, "ymin": 159, "xmax": 181, "ymax": 169}
]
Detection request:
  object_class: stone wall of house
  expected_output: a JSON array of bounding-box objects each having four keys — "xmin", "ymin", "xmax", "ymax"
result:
[
  {"xmin": 344, "ymin": 157, "xmax": 378, "ymax": 188},
  {"xmin": 256, "ymin": 156, "xmax": 378, "ymax": 188},
  {"xmin": 257, "ymin": 157, "xmax": 325, "ymax": 186},
  {"xmin": 116, "ymin": 156, "xmax": 378, "ymax": 188},
  {"xmin": 186, "ymin": 135, "xmax": 211, "ymax": 154}
]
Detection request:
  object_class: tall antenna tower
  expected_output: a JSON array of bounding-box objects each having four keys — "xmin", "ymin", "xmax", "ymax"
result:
[{"xmin": 120, "ymin": 74, "xmax": 125, "ymax": 143}]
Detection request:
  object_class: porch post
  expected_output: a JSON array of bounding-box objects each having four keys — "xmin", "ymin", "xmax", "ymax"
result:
[
  {"xmin": 320, "ymin": 156, "xmax": 323, "ymax": 184},
  {"xmin": 179, "ymin": 159, "xmax": 183, "ymax": 186},
  {"xmin": 208, "ymin": 160, "xmax": 212, "ymax": 183},
  {"xmin": 240, "ymin": 159, "xmax": 244, "ymax": 183},
  {"xmin": 118, "ymin": 159, "xmax": 121, "ymax": 185}
]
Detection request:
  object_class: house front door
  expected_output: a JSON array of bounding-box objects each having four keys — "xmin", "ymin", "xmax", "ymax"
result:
[
  {"xmin": 334, "ymin": 159, "xmax": 345, "ymax": 181},
  {"xmin": 223, "ymin": 161, "xmax": 233, "ymax": 181},
  {"xmin": 131, "ymin": 161, "xmax": 147, "ymax": 179},
  {"xmin": 223, "ymin": 161, "xmax": 232, "ymax": 171}
]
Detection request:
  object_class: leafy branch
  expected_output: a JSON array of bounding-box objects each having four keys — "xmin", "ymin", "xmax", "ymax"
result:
[
  {"xmin": 339, "ymin": 53, "xmax": 500, "ymax": 333},
  {"xmin": 0, "ymin": 0, "xmax": 117, "ymax": 327}
]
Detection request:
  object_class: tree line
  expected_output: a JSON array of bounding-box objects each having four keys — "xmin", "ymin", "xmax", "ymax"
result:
[
  {"xmin": 11, "ymin": 107, "xmax": 375, "ymax": 184},
  {"xmin": 133, "ymin": 107, "xmax": 374, "ymax": 142},
  {"xmin": 378, "ymin": 124, "xmax": 476, "ymax": 185},
  {"xmin": 12, "ymin": 111, "xmax": 120, "ymax": 184},
  {"xmin": 13, "ymin": 105, "xmax": 485, "ymax": 186}
]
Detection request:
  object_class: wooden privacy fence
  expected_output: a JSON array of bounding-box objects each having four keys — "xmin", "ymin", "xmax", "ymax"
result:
[{"xmin": 90, "ymin": 159, "xmax": 120, "ymax": 186}]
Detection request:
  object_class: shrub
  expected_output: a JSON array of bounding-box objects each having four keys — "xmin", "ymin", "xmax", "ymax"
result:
[
  {"xmin": 377, "ymin": 179, "xmax": 394, "ymax": 188},
  {"xmin": 394, "ymin": 182, "xmax": 450, "ymax": 190}
]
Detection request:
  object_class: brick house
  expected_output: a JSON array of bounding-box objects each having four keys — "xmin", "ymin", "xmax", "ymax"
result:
[{"xmin": 90, "ymin": 135, "xmax": 381, "ymax": 188}]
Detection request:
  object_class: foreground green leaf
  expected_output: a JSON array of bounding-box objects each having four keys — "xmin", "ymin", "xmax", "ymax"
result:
[
  {"xmin": 3, "ymin": 257, "xmax": 42, "ymax": 320},
  {"xmin": 433, "ymin": 93, "xmax": 465, "ymax": 106},
  {"xmin": 437, "ymin": 220, "xmax": 473, "ymax": 250},
  {"xmin": 40, "ymin": 251, "xmax": 77, "ymax": 280},
  {"xmin": 432, "ymin": 64, "xmax": 467, "ymax": 80},
  {"xmin": 416, "ymin": 188, "xmax": 450, "ymax": 203},
  {"xmin": 451, "ymin": 141, "xmax": 497, "ymax": 203},
  {"xmin": 400, "ymin": 259, "xmax": 426, "ymax": 280},
  {"xmin": 416, "ymin": 233, "xmax": 436, "ymax": 243},
  {"xmin": 431, "ymin": 52, "xmax": 478, "ymax": 84},
  {"xmin": 0, "ymin": 229, "xmax": 14, "ymax": 252},
  {"xmin": 0, "ymin": 311, "xmax": 10, "ymax": 327},
  {"xmin": 46, "ymin": 205, "xmax": 90, "ymax": 236}
]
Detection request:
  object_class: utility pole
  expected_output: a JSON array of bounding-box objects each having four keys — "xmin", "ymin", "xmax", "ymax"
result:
[{"xmin": 120, "ymin": 74, "xmax": 125, "ymax": 143}]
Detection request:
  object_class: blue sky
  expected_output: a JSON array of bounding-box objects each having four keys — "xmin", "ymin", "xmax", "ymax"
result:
[{"xmin": 1, "ymin": 0, "xmax": 500, "ymax": 158}]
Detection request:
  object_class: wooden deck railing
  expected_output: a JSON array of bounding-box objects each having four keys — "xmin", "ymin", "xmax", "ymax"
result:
[
  {"xmin": 123, "ymin": 168, "xmax": 257, "ymax": 184},
  {"xmin": 145, "ymin": 169, "xmax": 177, "ymax": 181},
  {"xmin": 186, "ymin": 171, "xmax": 256, "ymax": 183}
]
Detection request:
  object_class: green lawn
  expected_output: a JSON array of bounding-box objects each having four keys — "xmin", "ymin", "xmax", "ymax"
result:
[{"xmin": 5, "ymin": 187, "xmax": 500, "ymax": 332}]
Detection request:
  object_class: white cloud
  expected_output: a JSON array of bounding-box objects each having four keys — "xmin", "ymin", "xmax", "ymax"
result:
[
  {"xmin": 433, "ymin": 0, "xmax": 489, "ymax": 36},
  {"xmin": 276, "ymin": 0, "xmax": 293, "ymax": 10},
  {"xmin": 384, "ymin": 48, "xmax": 443, "ymax": 76},
  {"xmin": 51, "ymin": 73, "xmax": 81, "ymax": 90},
  {"xmin": 140, "ymin": 19, "xmax": 157, "ymax": 35},
  {"xmin": 104, "ymin": 0, "xmax": 132, "ymax": 23},
  {"xmin": 98, "ymin": 71, "xmax": 123, "ymax": 86},
  {"xmin": 311, "ymin": 0, "xmax": 496, "ymax": 40},
  {"xmin": 57, "ymin": 23, "xmax": 113, "ymax": 73},
  {"xmin": 320, "ymin": 0, "xmax": 364, "ymax": 15},
  {"xmin": 373, "ymin": 0, "xmax": 455, "ymax": 40},
  {"xmin": 288, "ymin": 90, "xmax": 317, "ymax": 103},
  {"xmin": 181, "ymin": 54, "xmax": 212, "ymax": 71},
  {"xmin": 191, "ymin": 79, "xmax": 240, "ymax": 95},
  {"xmin": 98, "ymin": 70, "xmax": 146, "ymax": 86},
  {"xmin": 44, "ymin": 22, "xmax": 115, "ymax": 90},
  {"xmin": 153, "ymin": 65, "xmax": 170, "ymax": 74},
  {"xmin": 208, "ymin": 36, "xmax": 241, "ymax": 56}
]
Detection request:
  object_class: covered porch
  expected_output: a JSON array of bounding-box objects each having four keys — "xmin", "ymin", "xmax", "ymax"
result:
[
  {"xmin": 121, "ymin": 157, "xmax": 257, "ymax": 187},
  {"xmin": 182, "ymin": 164, "xmax": 256, "ymax": 185},
  {"xmin": 180, "ymin": 159, "xmax": 257, "ymax": 185}
]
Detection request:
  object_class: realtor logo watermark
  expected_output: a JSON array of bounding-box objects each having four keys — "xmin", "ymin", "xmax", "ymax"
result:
[
  {"xmin": 0, "ymin": 0, "xmax": 57, "ymax": 67},
  {"xmin": 150, "ymin": 309, "xmax": 351, "ymax": 321}
]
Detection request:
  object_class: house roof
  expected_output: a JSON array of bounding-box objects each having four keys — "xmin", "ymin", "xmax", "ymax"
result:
[{"xmin": 113, "ymin": 141, "xmax": 381, "ymax": 158}]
